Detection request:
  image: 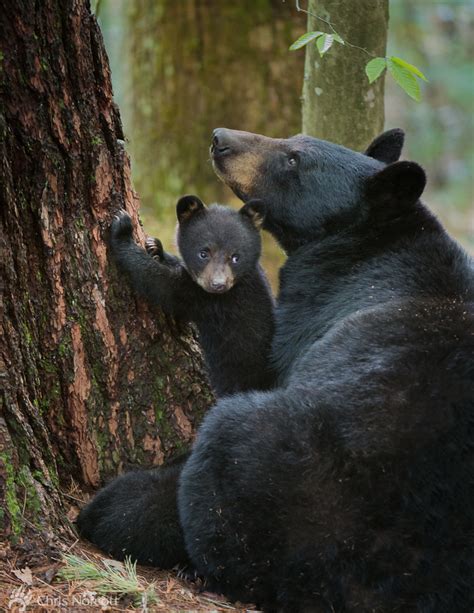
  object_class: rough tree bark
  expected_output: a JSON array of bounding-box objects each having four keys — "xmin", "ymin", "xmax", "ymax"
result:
[
  {"xmin": 0, "ymin": 0, "xmax": 211, "ymax": 547},
  {"xmin": 301, "ymin": 0, "xmax": 389, "ymax": 149}
]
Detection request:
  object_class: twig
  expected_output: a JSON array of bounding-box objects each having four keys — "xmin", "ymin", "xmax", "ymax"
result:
[
  {"xmin": 59, "ymin": 490, "xmax": 87, "ymax": 504},
  {"xmin": 35, "ymin": 575, "xmax": 65, "ymax": 596},
  {"xmin": 295, "ymin": 0, "xmax": 376, "ymax": 58},
  {"xmin": 64, "ymin": 538, "xmax": 80, "ymax": 554}
]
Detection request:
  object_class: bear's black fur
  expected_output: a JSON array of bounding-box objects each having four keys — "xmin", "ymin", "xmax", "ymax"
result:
[
  {"xmin": 78, "ymin": 129, "xmax": 474, "ymax": 612},
  {"xmin": 76, "ymin": 456, "xmax": 189, "ymax": 568},
  {"xmin": 109, "ymin": 196, "xmax": 275, "ymax": 397}
]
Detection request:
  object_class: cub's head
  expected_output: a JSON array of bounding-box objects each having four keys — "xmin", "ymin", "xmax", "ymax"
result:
[
  {"xmin": 176, "ymin": 195, "xmax": 265, "ymax": 294},
  {"xmin": 210, "ymin": 128, "xmax": 426, "ymax": 252}
]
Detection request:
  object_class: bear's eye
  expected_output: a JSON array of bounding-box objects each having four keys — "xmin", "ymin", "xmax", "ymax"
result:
[
  {"xmin": 199, "ymin": 250, "xmax": 209, "ymax": 260},
  {"xmin": 231, "ymin": 254, "xmax": 240, "ymax": 264},
  {"xmin": 288, "ymin": 156, "xmax": 298, "ymax": 167}
]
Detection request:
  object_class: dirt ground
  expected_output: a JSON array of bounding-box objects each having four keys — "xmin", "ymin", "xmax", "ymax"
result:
[
  {"xmin": 0, "ymin": 537, "xmax": 258, "ymax": 612},
  {"xmin": 1, "ymin": 482, "xmax": 257, "ymax": 612}
]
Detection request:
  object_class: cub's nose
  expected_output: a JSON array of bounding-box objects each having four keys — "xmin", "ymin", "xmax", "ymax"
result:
[
  {"xmin": 211, "ymin": 128, "xmax": 232, "ymax": 155},
  {"xmin": 210, "ymin": 280, "xmax": 227, "ymax": 293}
]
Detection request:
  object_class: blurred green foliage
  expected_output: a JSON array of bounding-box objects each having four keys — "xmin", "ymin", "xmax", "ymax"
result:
[
  {"xmin": 99, "ymin": 0, "xmax": 473, "ymax": 291},
  {"xmin": 385, "ymin": 0, "xmax": 473, "ymax": 249}
]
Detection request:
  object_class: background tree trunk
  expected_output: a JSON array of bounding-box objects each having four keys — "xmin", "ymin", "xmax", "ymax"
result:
[
  {"xmin": 0, "ymin": 0, "xmax": 211, "ymax": 548},
  {"xmin": 301, "ymin": 0, "xmax": 389, "ymax": 149},
  {"xmin": 127, "ymin": 0, "xmax": 304, "ymax": 209}
]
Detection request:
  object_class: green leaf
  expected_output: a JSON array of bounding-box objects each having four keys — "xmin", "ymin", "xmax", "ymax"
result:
[
  {"xmin": 388, "ymin": 60, "xmax": 421, "ymax": 102},
  {"xmin": 390, "ymin": 56, "xmax": 428, "ymax": 82},
  {"xmin": 332, "ymin": 32, "xmax": 345, "ymax": 45},
  {"xmin": 316, "ymin": 33, "xmax": 334, "ymax": 56},
  {"xmin": 289, "ymin": 31, "xmax": 324, "ymax": 51},
  {"xmin": 365, "ymin": 57, "xmax": 387, "ymax": 84}
]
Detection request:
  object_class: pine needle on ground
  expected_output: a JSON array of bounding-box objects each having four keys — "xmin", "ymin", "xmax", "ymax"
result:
[{"xmin": 58, "ymin": 553, "xmax": 157, "ymax": 607}]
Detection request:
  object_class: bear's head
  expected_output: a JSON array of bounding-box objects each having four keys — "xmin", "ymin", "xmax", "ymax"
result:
[
  {"xmin": 176, "ymin": 195, "xmax": 265, "ymax": 293},
  {"xmin": 211, "ymin": 128, "xmax": 426, "ymax": 252}
]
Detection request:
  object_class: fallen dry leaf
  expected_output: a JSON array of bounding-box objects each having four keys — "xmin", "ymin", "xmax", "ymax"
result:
[{"xmin": 12, "ymin": 566, "xmax": 33, "ymax": 585}]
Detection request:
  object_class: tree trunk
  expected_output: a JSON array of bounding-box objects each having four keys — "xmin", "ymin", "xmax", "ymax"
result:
[
  {"xmin": 127, "ymin": 0, "xmax": 305, "ymax": 207},
  {"xmin": 301, "ymin": 0, "xmax": 389, "ymax": 150},
  {"xmin": 0, "ymin": 0, "xmax": 211, "ymax": 548}
]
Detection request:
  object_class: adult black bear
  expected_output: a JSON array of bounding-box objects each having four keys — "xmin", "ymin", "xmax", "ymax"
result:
[
  {"xmin": 79, "ymin": 129, "xmax": 473, "ymax": 612},
  {"xmin": 110, "ymin": 195, "xmax": 275, "ymax": 397}
]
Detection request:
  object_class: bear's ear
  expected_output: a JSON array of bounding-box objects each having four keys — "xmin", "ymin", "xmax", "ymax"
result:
[
  {"xmin": 239, "ymin": 199, "xmax": 266, "ymax": 229},
  {"xmin": 176, "ymin": 195, "xmax": 206, "ymax": 224},
  {"xmin": 364, "ymin": 128, "xmax": 405, "ymax": 164},
  {"xmin": 366, "ymin": 161, "xmax": 426, "ymax": 210}
]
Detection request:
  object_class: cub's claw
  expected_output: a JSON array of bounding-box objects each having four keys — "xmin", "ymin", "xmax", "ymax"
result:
[
  {"xmin": 146, "ymin": 237, "xmax": 165, "ymax": 260},
  {"xmin": 111, "ymin": 210, "xmax": 133, "ymax": 241}
]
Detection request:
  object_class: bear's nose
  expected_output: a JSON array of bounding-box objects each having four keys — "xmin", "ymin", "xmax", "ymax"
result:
[
  {"xmin": 210, "ymin": 280, "xmax": 227, "ymax": 293},
  {"xmin": 212, "ymin": 128, "xmax": 232, "ymax": 155}
]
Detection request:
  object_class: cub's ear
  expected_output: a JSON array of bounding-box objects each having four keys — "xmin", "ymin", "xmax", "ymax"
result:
[
  {"xmin": 364, "ymin": 128, "xmax": 405, "ymax": 164},
  {"xmin": 366, "ymin": 161, "xmax": 426, "ymax": 210},
  {"xmin": 176, "ymin": 195, "xmax": 206, "ymax": 224},
  {"xmin": 239, "ymin": 199, "xmax": 266, "ymax": 229}
]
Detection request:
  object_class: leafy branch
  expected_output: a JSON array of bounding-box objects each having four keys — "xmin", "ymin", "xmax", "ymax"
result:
[
  {"xmin": 294, "ymin": 0, "xmax": 374, "ymax": 57},
  {"xmin": 291, "ymin": 1, "xmax": 428, "ymax": 102}
]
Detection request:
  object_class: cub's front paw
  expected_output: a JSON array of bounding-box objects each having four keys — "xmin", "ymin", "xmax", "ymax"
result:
[
  {"xmin": 111, "ymin": 210, "xmax": 133, "ymax": 242},
  {"xmin": 145, "ymin": 237, "xmax": 165, "ymax": 261}
]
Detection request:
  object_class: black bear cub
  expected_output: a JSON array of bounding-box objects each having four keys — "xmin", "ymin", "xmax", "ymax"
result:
[
  {"xmin": 76, "ymin": 197, "xmax": 275, "ymax": 570},
  {"xmin": 110, "ymin": 195, "xmax": 276, "ymax": 396}
]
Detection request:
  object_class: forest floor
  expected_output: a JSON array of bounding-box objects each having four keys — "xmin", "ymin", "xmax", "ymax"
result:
[
  {"xmin": 0, "ymin": 539, "xmax": 256, "ymax": 612},
  {"xmin": 1, "ymin": 480, "xmax": 257, "ymax": 612}
]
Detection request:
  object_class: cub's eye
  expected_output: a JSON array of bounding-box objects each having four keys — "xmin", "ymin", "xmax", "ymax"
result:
[
  {"xmin": 287, "ymin": 155, "xmax": 298, "ymax": 167},
  {"xmin": 231, "ymin": 254, "xmax": 240, "ymax": 264},
  {"xmin": 199, "ymin": 250, "xmax": 209, "ymax": 260}
]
